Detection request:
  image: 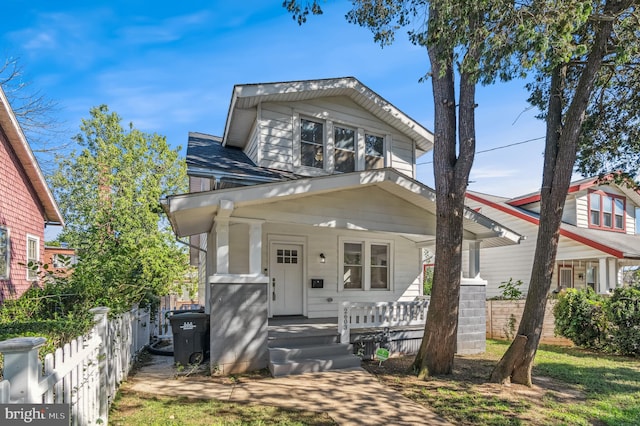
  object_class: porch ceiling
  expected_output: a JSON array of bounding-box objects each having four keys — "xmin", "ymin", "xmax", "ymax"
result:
[{"xmin": 162, "ymin": 169, "xmax": 523, "ymax": 249}]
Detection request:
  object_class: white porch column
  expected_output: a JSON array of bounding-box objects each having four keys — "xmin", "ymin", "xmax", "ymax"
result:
[
  {"xmin": 249, "ymin": 222, "xmax": 263, "ymax": 275},
  {"xmin": 598, "ymin": 257, "xmax": 608, "ymax": 294},
  {"xmin": 468, "ymin": 241, "xmax": 481, "ymax": 279},
  {"xmin": 214, "ymin": 200, "xmax": 234, "ymax": 275},
  {"xmin": 608, "ymin": 258, "xmax": 618, "ymax": 290},
  {"xmin": 214, "ymin": 219, "xmax": 229, "ymax": 274}
]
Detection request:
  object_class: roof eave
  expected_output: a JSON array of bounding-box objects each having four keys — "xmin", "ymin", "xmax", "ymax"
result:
[{"xmin": 0, "ymin": 87, "xmax": 64, "ymax": 226}]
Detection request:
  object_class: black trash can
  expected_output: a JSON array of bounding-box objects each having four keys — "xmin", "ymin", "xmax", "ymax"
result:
[{"xmin": 169, "ymin": 311, "xmax": 210, "ymax": 365}]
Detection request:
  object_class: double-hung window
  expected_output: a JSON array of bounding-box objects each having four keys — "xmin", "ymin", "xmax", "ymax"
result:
[
  {"xmin": 26, "ymin": 235, "xmax": 39, "ymax": 281},
  {"xmin": 334, "ymin": 126, "xmax": 356, "ymax": 173},
  {"xmin": 340, "ymin": 238, "xmax": 391, "ymax": 291},
  {"xmin": 300, "ymin": 118, "xmax": 324, "ymax": 169},
  {"xmin": 0, "ymin": 227, "xmax": 9, "ymax": 280},
  {"xmin": 589, "ymin": 191, "xmax": 625, "ymax": 231},
  {"xmin": 364, "ymin": 134, "xmax": 384, "ymax": 170},
  {"xmin": 343, "ymin": 242, "xmax": 363, "ymax": 289}
]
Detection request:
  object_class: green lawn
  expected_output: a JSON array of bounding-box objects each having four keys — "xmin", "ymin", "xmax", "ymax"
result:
[{"xmin": 110, "ymin": 341, "xmax": 639, "ymax": 425}]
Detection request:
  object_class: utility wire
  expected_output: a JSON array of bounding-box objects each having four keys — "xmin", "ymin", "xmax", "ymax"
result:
[{"xmin": 417, "ymin": 136, "xmax": 545, "ymax": 165}]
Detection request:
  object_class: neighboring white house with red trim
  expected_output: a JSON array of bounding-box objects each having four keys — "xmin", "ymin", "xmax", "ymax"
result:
[{"xmin": 466, "ymin": 177, "xmax": 640, "ymax": 298}]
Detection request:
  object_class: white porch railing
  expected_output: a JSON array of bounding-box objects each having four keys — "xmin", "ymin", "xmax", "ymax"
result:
[
  {"xmin": 338, "ymin": 298, "xmax": 430, "ymax": 343},
  {"xmin": 0, "ymin": 305, "xmax": 150, "ymax": 425}
]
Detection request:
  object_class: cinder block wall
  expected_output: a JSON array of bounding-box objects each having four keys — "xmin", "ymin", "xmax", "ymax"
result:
[
  {"xmin": 209, "ymin": 280, "xmax": 268, "ymax": 374},
  {"xmin": 457, "ymin": 282, "xmax": 487, "ymax": 354}
]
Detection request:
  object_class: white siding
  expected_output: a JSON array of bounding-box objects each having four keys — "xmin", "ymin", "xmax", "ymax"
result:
[
  {"xmin": 575, "ymin": 192, "xmax": 589, "ymax": 228},
  {"xmin": 466, "ymin": 202, "xmax": 611, "ymax": 298},
  {"xmin": 257, "ymin": 97, "xmax": 416, "ymax": 178},
  {"xmin": 562, "ymin": 196, "xmax": 577, "ymax": 225},
  {"xmin": 259, "ymin": 223, "xmax": 422, "ymax": 318}
]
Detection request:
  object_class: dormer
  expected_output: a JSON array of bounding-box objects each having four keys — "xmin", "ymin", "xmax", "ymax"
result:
[
  {"xmin": 508, "ymin": 176, "xmax": 640, "ymax": 235},
  {"xmin": 221, "ymin": 77, "xmax": 433, "ymax": 179}
]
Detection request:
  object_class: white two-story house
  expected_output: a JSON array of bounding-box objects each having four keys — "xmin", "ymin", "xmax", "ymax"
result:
[
  {"xmin": 467, "ymin": 176, "xmax": 640, "ymax": 298},
  {"xmin": 161, "ymin": 77, "xmax": 523, "ymax": 374}
]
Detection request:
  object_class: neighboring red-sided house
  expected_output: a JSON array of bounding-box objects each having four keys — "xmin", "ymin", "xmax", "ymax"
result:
[{"xmin": 0, "ymin": 86, "xmax": 64, "ymax": 302}]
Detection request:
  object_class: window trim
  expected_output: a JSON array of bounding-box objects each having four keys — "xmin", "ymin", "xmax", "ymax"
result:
[
  {"xmin": 338, "ymin": 236, "xmax": 393, "ymax": 292},
  {"xmin": 26, "ymin": 234, "xmax": 40, "ymax": 281},
  {"xmin": 333, "ymin": 125, "xmax": 356, "ymax": 173},
  {"xmin": 0, "ymin": 226, "xmax": 9, "ymax": 280},
  {"xmin": 588, "ymin": 190, "xmax": 626, "ymax": 232},
  {"xmin": 558, "ymin": 265, "xmax": 573, "ymax": 288},
  {"xmin": 364, "ymin": 132, "xmax": 386, "ymax": 170},
  {"xmin": 299, "ymin": 117, "xmax": 326, "ymax": 170}
]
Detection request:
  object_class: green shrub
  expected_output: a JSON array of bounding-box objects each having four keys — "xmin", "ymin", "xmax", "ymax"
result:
[
  {"xmin": 605, "ymin": 286, "xmax": 640, "ymax": 356},
  {"xmin": 497, "ymin": 278, "xmax": 524, "ymax": 300},
  {"xmin": 553, "ymin": 288, "xmax": 607, "ymax": 349}
]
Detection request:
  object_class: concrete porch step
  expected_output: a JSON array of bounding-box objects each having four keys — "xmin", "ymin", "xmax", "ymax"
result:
[
  {"xmin": 268, "ymin": 353, "xmax": 362, "ymax": 377},
  {"xmin": 268, "ymin": 343, "xmax": 353, "ymax": 362}
]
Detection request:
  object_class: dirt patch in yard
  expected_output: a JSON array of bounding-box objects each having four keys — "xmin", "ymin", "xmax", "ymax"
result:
[{"xmin": 362, "ymin": 353, "xmax": 586, "ymax": 425}]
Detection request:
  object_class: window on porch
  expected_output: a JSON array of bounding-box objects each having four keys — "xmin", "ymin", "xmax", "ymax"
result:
[
  {"xmin": 340, "ymin": 238, "xmax": 391, "ymax": 291},
  {"xmin": 559, "ymin": 266, "xmax": 573, "ymax": 288}
]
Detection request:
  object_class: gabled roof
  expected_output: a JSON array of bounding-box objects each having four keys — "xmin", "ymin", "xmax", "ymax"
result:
[
  {"xmin": 163, "ymin": 168, "xmax": 523, "ymax": 249},
  {"xmin": 222, "ymin": 77, "xmax": 434, "ymax": 153},
  {"xmin": 0, "ymin": 86, "xmax": 63, "ymax": 225},
  {"xmin": 509, "ymin": 175, "xmax": 640, "ymax": 207},
  {"xmin": 186, "ymin": 132, "xmax": 300, "ymax": 185},
  {"xmin": 467, "ymin": 190, "xmax": 640, "ymax": 259}
]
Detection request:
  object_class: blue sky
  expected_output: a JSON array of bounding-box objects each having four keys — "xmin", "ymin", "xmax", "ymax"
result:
[{"xmin": 4, "ymin": 1, "xmax": 551, "ymax": 203}]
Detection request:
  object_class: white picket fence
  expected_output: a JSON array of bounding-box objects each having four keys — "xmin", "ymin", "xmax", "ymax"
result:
[
  {"xmin": 0, "ymin": 306, "xmax": 150, "ymax": 425},
  {"xmin": 338, "ymin": 298, "xmax": 430, "ymax": 343}
]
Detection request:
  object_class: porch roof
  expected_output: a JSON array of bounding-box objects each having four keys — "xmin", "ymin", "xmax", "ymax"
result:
[{"xmin": 162, "ymin": 168, "xmax": 523, "ymax": 248}]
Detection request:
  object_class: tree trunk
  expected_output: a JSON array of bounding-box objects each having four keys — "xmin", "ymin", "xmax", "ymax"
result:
[
  {"xmin": 490, "ymin": 5, "xmax": 619, "ymax": 385},
  {"xmin": 413, "ymin": 4, "xmax": 477, "ymax": 376}
]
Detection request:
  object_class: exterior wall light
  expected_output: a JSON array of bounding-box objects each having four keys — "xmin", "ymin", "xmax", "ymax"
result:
[{"xmin": 319, "ymin": 253, "xmax": 326, "ymax": 263}]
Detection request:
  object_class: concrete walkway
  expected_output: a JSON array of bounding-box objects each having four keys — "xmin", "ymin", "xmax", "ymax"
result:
[{"xmin": 126, "ymin": 354, "xmax": 452, "ymax": 425}]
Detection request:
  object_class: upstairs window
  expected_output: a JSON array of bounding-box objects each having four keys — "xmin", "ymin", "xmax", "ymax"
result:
[
  {"xmin": 334, "ymin": 126, "xmax": 355, "ymax": 173},
  {"xmin": 364, "ymin": 134, "xmax": 384, "ymax": 170},
  {"xmin": 300, "ymin": 119, "xmax": 324, "ymax": 169},
  {"xmin": 589, "ymin": 191, "xmax": 625, "ymax": 231},
  {"xmin": 0, "ymin": 227, "xmax": 9, "ymax": 280}
]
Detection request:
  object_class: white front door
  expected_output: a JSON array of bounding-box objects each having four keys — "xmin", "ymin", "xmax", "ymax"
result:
[{"xmin": 270, "ymin": 243, "xmax": 303, "ymax": 316}]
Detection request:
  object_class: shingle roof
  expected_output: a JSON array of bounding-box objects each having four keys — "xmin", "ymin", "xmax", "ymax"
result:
[{"xmin": 186, "ymin": 132, "xmax": 300, "ymax": 182}]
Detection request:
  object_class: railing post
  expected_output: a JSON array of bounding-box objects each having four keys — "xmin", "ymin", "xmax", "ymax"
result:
[
  {"xmin": 89, "ymin": 306, "xmax": 110, "ymax": 424},
  {"xmin": 0, "ymin": 337, "xmax": 46, "ymax": 403},
  {"xmin": 338, "ymin": 302, "xmax": 351, "ymax": 344}
]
